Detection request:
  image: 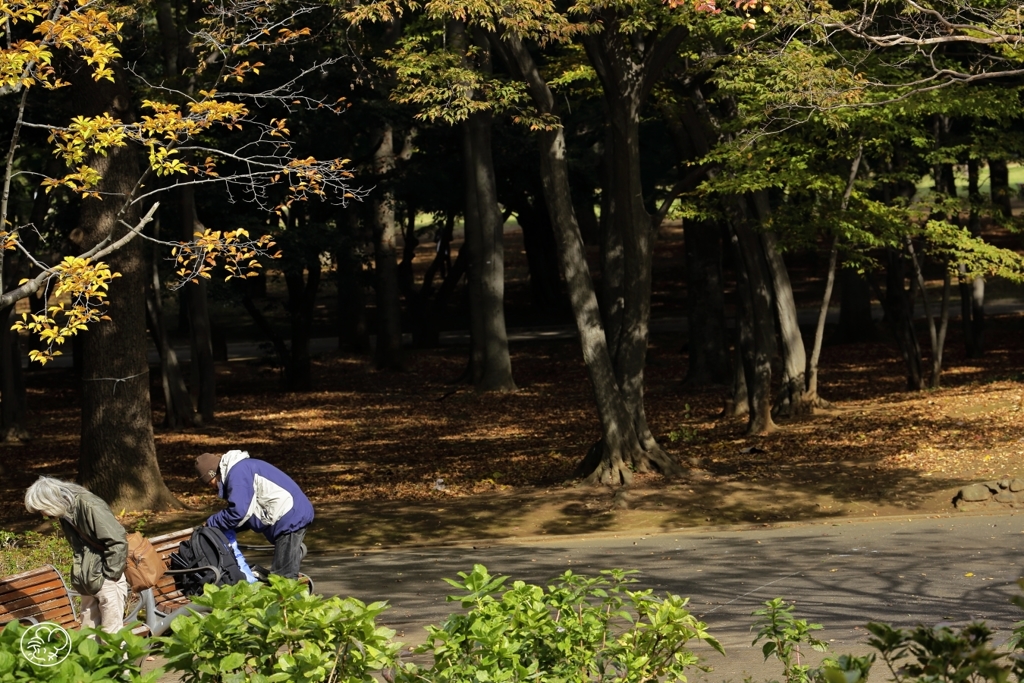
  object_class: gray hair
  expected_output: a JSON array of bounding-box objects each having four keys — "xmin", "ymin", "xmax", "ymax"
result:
[{"xmin": 24, "ymin": 477, "xmax": 90, "ymax": 519}]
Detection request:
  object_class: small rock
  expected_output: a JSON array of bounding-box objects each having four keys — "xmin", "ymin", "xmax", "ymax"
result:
[
  {"xmin": 959, "ymin": 484, "xmax": 993, "ymax": 503},
  {"xmin": 999, "ymin": 478, "xmax": 1011, "ymax": 490},
  {"xmin": 1010, "ymin": 479, "xmax": 1024, "ymax": 492},
  {"xmin": 995, "ymin": 490, "xmax": 1017, "ymax": 504}
]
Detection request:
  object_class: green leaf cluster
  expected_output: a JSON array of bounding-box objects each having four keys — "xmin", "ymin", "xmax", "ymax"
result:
[
  {"xmin": 0, "ymin": 621, "xmax": 157, "ymax": 683},
  {"xmin": 160, "ymin": 575, "xmax": 399, "ymax": 683},
  {"xmin": 396, "ymin": 563, "xmax": 723, "ymax": 683}
]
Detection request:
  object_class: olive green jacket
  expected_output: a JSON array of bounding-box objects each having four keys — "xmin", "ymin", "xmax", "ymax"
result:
[{"xmin": 59, "ymin": 492, "xmax": 127, "ymax": 596}]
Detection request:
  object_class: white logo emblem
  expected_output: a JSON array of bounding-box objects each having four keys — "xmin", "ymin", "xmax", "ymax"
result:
[{"xmin": 20, "ymin": 622, "xmax": 72, "ymax": 666}]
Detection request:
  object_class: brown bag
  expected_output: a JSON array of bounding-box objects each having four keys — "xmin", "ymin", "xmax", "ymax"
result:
[{"xmin": 124, "ymin": 532, "xmax": 165, "ymax": 592}]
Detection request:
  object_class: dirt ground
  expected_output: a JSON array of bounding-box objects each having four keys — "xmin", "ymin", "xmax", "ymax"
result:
[
  {"xmin": 2, "ymin": 311, "xmax": 1022, "ymax": 550},
  {"xmin": 2, "ymin": 223, "xmax": 1023, "ymax": 547}
]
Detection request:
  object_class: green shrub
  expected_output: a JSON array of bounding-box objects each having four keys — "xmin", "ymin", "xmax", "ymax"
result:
[
  {"xmin": 0, "ymin": 527, "xmax": 73, "ymax": 577},
  {"xmin": 396, "ymin": 564, "xmax": 723, "ymax": 683},
  {"xmin": 160, "ymin": 575, "xmax": 399, "ymax": 683},
  {"xmin": 752, "ymin": 592, "xmax": 1024, "ymax": 683},
  {"xmin": 0, "ymin": 620, "xmax": 158, "ymax": 682}
]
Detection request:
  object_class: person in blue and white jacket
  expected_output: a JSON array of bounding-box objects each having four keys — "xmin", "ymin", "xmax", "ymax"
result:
[{"xmin": 195, "ymin": 450, "xmax": 314, "ymax": 579}]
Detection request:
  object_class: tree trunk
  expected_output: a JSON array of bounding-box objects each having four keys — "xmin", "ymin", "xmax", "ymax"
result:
[
  {"xmin": 497, "ymin": 32, "xmax": 681, "ymax": 483},
  {"xmin": 372, "ymin": 124, "xmax": 404, "ymax": 371},
  {"xmin": 683, "ymin": 220, "xmax": 728, "ymax": 386},
  {"xmin": 837, "ymin": 268, "xmax": 875, "ymax": 342},
  {"xmin": 760, "ymin": 227, "xmax": 808, "ymax": 417},
  {"xmin": 0, "ymin": 305, "xmax": 24, "ymax": 441},
  {"xmin": 284, "ymin": 241, "xmax": 321, "ymax": 391},
  {"xmin": 456, "ymin": 25, "xmax": 514, "ymax": 393},
  {"xmin": 411, "ymin": 212, "xmax": 457, "ymax": 348},
  {"xmin": 147, "ymin": 215, "xmax": 195, "ymax": 429},
  {"xmin": 583, "ymin": 22, "xmax": 687, "ymax": 464},
  {"xmin": 806, "ymin": 147, "xmax": 861, "ymax": 403},
  {"xmin": 725, "ymin": 197, "xmax": 776, "ymax": 434},
  {"xmin": 511, "ymin": 195, "xmax": 562, "ymax": 318},
  {"xmin": 989, "ymin": 159, "xmax": 1012, "ymax": 217},
  {"xmin": 806, "ymin": 238, "xmax": 837, "ymax": 403},
  {"xmin": 180, "ymin": 186, "xmax": 215, "ymax": 423},
  {"xmin": 462, "ymin": 109, "xmax": 516, "ymax": 391},
  {"xmin": 72, "ymin": 67, "xmax": 180, "ymax": 511},
  {"xmin": 959, "ymin": 159, "xmax": 985, "ymax": 358},
  {"xmin": 336, "ymin": 210, "xmax": 370, "ymax": 354},
  {"xmin": 881, "ymin": 248, "xmax": 924, "ymax": 391}
]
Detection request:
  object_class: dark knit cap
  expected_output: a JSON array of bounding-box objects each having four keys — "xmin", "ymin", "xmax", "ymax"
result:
[{"xmin": 195, "ymin": 453, "xmax": 222, "ymax": 483}]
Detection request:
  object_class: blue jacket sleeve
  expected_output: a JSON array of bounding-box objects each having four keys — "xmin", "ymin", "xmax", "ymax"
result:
[{"xmin": 205, "ymin": 466, "xmax": 254, "ymax": 531}]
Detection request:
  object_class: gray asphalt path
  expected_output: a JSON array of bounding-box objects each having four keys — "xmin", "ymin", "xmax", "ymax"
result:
[{"xmin": 277, "ymin": 511, "xmax": 1024, "ymax": 682}]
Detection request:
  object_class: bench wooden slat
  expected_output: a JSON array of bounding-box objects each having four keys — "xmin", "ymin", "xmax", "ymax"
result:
[{"xmin": 0, "ymin": 565, "xmax": 77, "ymax": 630}]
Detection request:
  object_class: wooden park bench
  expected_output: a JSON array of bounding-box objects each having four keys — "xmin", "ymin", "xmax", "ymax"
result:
[
  {"xmin": 0, "ymin": 565, "xmax": 79, "ymax": 631},
  {"xmin": 1, "ymin": 527, "xmax": 311, "ymax": 638}
]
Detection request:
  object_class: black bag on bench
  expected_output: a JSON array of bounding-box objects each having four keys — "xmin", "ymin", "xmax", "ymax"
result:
[{"xmin": 169, "ymin": 527, "xmax": 247, "ymax": 596}]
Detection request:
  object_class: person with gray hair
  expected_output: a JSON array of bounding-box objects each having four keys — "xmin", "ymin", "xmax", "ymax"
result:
[{"xmin": 24, "ymin": 477, "xmax": 128, "ymax": 633}]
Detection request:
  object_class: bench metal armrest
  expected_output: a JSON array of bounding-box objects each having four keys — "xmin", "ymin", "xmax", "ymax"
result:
[
  {"xmin": 163, "ymin": 565, "xmax": 222, "ymax": 585},
  {"xmin": 130, "ymin": 587, "xmax": 211, "ymax": 638}
]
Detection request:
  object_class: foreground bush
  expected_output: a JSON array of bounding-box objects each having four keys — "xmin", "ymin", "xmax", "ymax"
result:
[
  {"xmin": 395, "ymin": 564, "xmax": 723, "ymax": 683},
  {"xmin": 752, "ymin": 591, "xmax": 1024, "ymax": 683},
  {"xmin": 161, "ymin": 575, "xmax": 399, "ymax": 683},
  {"xmin": 0, "ymin": 620, "xmax": 155, "ymax": 683}
]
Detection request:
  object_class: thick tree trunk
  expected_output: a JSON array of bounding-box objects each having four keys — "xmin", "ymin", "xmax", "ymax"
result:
[
  {"xmin": 599, "ymin": 127, "xmax": 625, "ymax": 359},
  {"xmin": 0, "ymin": 305, "xmax": 24, "ymax": 441},
  {"xmin": 582, "ymin": 22, "xmax": 687, "ymax": 466},
  {"xmin": 72, "ymin": 68, "xmax": 180, "ymax": 511},
  {"xmin": 372, "ymin": 124, "xmax": 404, "ymax": 371},
  {"xmin": 462, "ymin": 110, "xmax": 516, "ymax": 392},
  {"xmin": 498, "ymin": 32, "xmax": 681, "ymax": 483},
  {"xmin": 683, "ymin": 220, "xmax": 728, "ymax": 386}
]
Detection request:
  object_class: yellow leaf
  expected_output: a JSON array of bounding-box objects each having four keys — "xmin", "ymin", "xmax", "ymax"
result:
[{"xmin": 965, "ymin": 572, "xmax": 974, "ymax": 577}]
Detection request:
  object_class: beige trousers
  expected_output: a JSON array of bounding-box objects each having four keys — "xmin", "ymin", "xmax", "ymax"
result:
[{"xmin": 80, "ymin": 574, "xmax": 128, "ymax": 633}]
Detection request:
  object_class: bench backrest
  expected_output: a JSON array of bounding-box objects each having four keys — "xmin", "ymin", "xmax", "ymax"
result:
[
  {"xmin": 0, "ymin": 565, "xmax": 78, "ymax": 630},
  {"xmin": 143, "ymin": 528, "xmax": 197, "ymax": 611}
]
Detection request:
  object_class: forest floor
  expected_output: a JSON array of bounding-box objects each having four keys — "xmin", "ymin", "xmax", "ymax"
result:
[
  {"xmin": 1, "ymin": 223, "xmax": 1023, "ymax": 549},
  {"xmin": 2, "ymin": 314, "xmax": 1022, "ymax": 550}
]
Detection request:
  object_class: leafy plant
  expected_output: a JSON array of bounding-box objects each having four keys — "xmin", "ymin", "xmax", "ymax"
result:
[
  {"xmin": 396, "ymin": 563, "xmax": 723, "ymax": 683},
  {"xmin": 866, "ymin": 621, "xmax": 1010, "ymax": 683},
  {"xmin": 0, "ymin": 621, "xmax": 158, "ymax": 682},
  {"xmin": 160, "ymin": 575, "xmax": 398, "ymax": 683},
  {"xmin": 751, "ymin": 597, "xmax": 830, "ymax": 683},
  {"xmin": 667, "ymin": 405, "xmax": 704, "ymax": 444}
]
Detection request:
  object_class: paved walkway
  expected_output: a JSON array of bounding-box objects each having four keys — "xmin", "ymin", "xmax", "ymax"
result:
[{"xmin": 152, "ymin": 510, "xmax": 1024, "ymax": 682}]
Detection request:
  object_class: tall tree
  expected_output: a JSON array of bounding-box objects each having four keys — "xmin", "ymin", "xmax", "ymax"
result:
[{"xmin": 71, "ymin": 66, "xmax": 180, "ymax": 510}]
